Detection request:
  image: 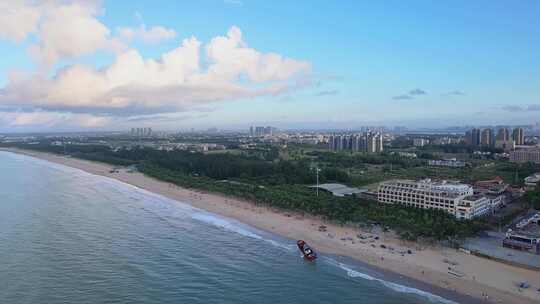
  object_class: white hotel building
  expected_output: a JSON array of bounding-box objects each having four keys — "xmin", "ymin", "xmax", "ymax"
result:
[{"xmin": 377, "ymin": 179, "xmax": 490, "ymax": 219}]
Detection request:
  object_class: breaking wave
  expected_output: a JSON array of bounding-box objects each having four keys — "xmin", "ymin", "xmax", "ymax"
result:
[{"xmin": 330, "ymin": 259, "xmax": 458, "ymax": 304}]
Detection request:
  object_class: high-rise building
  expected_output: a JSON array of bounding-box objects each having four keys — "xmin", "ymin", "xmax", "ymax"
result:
[
  {"xmin": 252, "ymin": 126, "xmax": 277, "ymax": 136},
  {"xmin": 328, "ymin": 134, "xmax": 343, "ymax": 151},
  {"xmin": 254, "ymin": 126, "xmax": 265, "ymax": 136},
  {"xmin": 327, "ymin": 135, "xmax": 335, "ymax": 150},
  {"xmin": 465, "ymin": 128, "xmax": 481, "ymax": 146},
  {"xmin": 496, "ymin": 128, "xmax": 510, "ymax": 141},
  {"xmin": 351, "ymin": 134, "xmax": 362, "ymax": 152},
  {"xmin": 512, "ymin": 128, "xmax": 525, "ymax": 145},
  {"xmin": 130, "ymin": 127, "xmax": 152, "ymax": 137},
  {"xmin": 480, "ymin": 128, "xmax": 494, "ymax": 147},
  {"xmin": 328, "ymin": 132, "xmax": 383, "ymax": 153},
  {"xmin": 336, "ymin": 135, "xmax": 344, "ymax": 151},
  {"xmin": 495, "ymin": 128, "xmax": 514, "ymax": 151},
  {"xmin": 413, "ymin": 138, "xmax": 428, "ymax": 147}
]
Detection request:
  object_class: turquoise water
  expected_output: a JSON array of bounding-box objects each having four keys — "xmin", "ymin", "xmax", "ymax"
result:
[{"xmin": 0, "ymin": 152, "xmax": 467, "ymax": 304}]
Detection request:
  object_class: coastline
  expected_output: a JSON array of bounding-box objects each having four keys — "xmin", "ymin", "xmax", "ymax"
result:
[{"xmin": 3, "ymin": 148, "xmax": 539, "ymax": 304}]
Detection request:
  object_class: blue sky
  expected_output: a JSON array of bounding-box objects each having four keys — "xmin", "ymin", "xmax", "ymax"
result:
[{"xmin": 0, "ymin": 0, "xmax": 539, "ymax": 131}]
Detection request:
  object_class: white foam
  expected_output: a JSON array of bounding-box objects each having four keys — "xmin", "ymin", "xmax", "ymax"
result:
[
  {"xmin": 329, "ymin": 259, "xmax": 458, "ymax": 304},
  {"xmin": 191, "ymin": 212, "xmax": 264, "ymax": 240},
  {"xmin": 189, "ymin": 212, "xmax": 295, "ymax": 251}
]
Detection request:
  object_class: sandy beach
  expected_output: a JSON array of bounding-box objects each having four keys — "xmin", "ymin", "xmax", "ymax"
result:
[{"xmin": 4, "ymin": 148, "xmax": 540, "ymax": 304}]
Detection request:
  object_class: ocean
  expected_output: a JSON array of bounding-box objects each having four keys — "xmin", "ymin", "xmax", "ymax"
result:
[{"xmin": 0, "ymin": 151, "xmax": 464, "ymax": 304}]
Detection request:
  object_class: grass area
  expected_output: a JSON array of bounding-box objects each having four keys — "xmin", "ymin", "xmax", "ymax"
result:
[
  {"xmin": 204, "ymin": 149, "xmax": 243, "ymax": 155},
  {"xmin": 346, "ymin": 161, "xmax": 540, "ymax": 188}
]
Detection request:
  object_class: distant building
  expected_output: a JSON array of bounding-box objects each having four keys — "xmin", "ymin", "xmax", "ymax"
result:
[
  {"xmin": 432, "ymin": 136, "xmax": 461, "ymax": 145},
  {"xmin": 510, "ymin": 149, "xmax": 540, "ymax": 164},
  {"xmin": 377, "ymin": 179, "xmax": 479, "ymax": 218},
  {"xmin": 456, "ymin": 194, "xmax": 491, "ymax": 220},
  {"xmin": 465, "ymin": 128, "xmax": 481, "ymax": 146},
  {"xmin": 428, "ymin": 158, "xmax": 466, "ymax": 168},
  {"xmin": 496, "ymin": 128, "xmax": 510, "ymax": 142},
  {"xmin": 474, "ymin": 176, "xmax": 508, "ymax": 195},
  {"xmin": 524, "ymin": 173, "xmax": 540, "ymax": 189},
  {"xmin": 495, "ymin": 139, "xmax": 515, "ymax": 151},
  {"xmin": 512, "ymin": 128, "xmax": 525, "ymax": 145},
  {"xmin": 480, "ymin": 128, "xmax": 494, "ymax": 147},
  {"xmin": 486, "ymin": 194, "xmax": 505, "ymax": 210},
  {"xmin": 393, "ymin": 151, "xmax": 417, "ymax": 158},
  {"xmin": 366, "ymin": 132, "xmax": 384, "ymax": 153},
  {"xmin": 413, "ymin": 138, "xmax": 428, "ymax": 147},
  {"xmin": 251, "ymin": 126, "xmax": 277, "ymax": 137},
  {"xmin": 131, "ymin": 127, "xmax": 152, "ymax": 137},
  {"xmin": 503, "ymin": 230, "xmax": 540, "ymax": 255},
  {"xmin": 515, "ymin": 212, "xmax": 540, "ymax": 229},
  {"xmin": 328, "ymin": 131, "xmax": 383, "ymax": 153}
]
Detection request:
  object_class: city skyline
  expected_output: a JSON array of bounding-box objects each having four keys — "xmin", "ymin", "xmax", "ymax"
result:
[{"xmin": 1, "ymin": 1, "xmax": 540, "ymax": 132}]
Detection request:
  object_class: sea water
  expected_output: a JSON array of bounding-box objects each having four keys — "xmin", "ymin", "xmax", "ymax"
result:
[{"xmin": 0, "ymin": 151, "xmax": 467, "ymax": 304}]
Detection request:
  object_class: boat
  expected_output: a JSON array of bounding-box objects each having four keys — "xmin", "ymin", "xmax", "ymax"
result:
[{"xmin": 297, "ymin": 240, "xmax": 317, "ymax": 261}]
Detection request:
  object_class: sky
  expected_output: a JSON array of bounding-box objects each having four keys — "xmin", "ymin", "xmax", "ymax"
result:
[{"xmin": 0, "ymin": 0, "xmax": 539, "ymax": 132}]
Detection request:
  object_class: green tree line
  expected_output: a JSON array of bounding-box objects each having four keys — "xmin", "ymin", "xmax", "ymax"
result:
[{"xmin": 2, "ymin": 142, "xmax": 488, "ymax": 241}]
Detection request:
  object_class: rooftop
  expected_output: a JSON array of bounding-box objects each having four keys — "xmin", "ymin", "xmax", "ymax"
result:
[
  {"xmin": 524, "ymin": 173, "xmax": 540, "ymax": 183},
  {"xmin": 311, "ymin": 183, "xmax": 366, "ymax": 197},
  {"xmin": 463, "ymin": 194, "xmax": 487, "ymax": 201}
]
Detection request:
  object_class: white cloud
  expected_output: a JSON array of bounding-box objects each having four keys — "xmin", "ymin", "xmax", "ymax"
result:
[
  {"xmin": 0, "ymin": 1, "xmax": 312, "ymax": 129},
  {"xmin": 0, "ymin": 1, "xmax": 124, "ymax": 66},
  {"xmin": 0, "ymin": 26, "xmax": 311, "ymax": 115},
  {"xmin": 118, "ymin": 25, "xmax": 177, "ymax": 44},
  {"xmin": 0, "ymin": 111, "xmax": 110, "ymax": 128},
  {"xmin": 0, "ymin": 1, "xmax": 41, "ymax": 42},
  {"xmin": 205, "ymin": 26, "xmax": 311, "ymax": 83},
  {"xmin": 29, "ymin": 2, "xmax": 118, "ymax": 66}
]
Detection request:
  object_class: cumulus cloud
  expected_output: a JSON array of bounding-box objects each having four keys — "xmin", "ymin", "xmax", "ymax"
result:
[
  {"xmin": 0, "ymin": 1, "xmax": 41, "ymax": 42},
  {"xmin": 31, "ymin": 2, "xmax": 121, "ymax": 66},
  {"xmin": 0, "ymin": 26, "xmax": 311, "ymax": 117},
  {"xmin": 204, "ymin": 26, "xmax": 310, "ymax": 83},
  {"xmin": 0, "ymin": 111, "xmax": 110, "ymax": 128},
  {"xmin": 0, "ymin": 2, "xmax": 312, "ymax": 129},
  {"xmin": 0, "ymin": 1, "xmax": 124, "ymax": 66},
  {"xmin": 118, "ymin": 25, "xmax": 176, "ymax": 44}
]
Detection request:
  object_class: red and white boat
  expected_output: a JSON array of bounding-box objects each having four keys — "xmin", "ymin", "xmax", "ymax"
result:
[{"xmin": 297, "ymin": 240, "xmax": 317, "ymax": 261}]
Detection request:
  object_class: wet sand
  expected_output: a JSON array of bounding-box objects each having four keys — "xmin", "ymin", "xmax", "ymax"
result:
[{"xmin": 4, "ymin": 148, "xmax": 540, "ymax": 304}]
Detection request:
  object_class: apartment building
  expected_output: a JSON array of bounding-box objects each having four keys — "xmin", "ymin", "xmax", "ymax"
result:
[
  {"xmin": 456, "ymin": 194, "xmax": 491, "ymax": 220},
  {"xmin": 510, "ymin": 149, "xmax": 540, "ymax": 164},
  {"xmin": 377, "ymin": 179, "xmax": 474, "ymax": 217}
]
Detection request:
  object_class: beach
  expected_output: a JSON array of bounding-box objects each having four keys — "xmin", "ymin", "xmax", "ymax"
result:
[{"xmin": 5, "ymin": 148, "xmax": 539, "ymax": 304}]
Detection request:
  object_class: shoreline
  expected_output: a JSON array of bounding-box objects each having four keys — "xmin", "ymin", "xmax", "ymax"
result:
[{"xmin": 3, "ymin": 148, "xmax": 539, "ymax": 304}]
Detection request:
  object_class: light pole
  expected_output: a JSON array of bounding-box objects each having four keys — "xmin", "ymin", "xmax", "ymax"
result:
[{"xmin": 316, "ymin": 167, "xmax": 321, "ymax": 197}]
